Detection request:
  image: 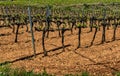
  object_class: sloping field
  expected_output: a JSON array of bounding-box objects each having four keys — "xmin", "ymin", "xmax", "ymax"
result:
[{"xmin": 0, "ymin": 0, "xmax": 120, "ymax": 76}]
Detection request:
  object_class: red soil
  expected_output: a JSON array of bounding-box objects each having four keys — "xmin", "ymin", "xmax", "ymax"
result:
[{"xmin": 0, "ymin": 25, "xmax": 120, "ymax": 76}]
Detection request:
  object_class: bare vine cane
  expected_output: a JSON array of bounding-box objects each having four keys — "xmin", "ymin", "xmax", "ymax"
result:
[
  {"xmin": 89, "ymin": 7, "xmax": 94, "ymax": 32},
  {"xmin": 101, "ymin": 8, "xmax": 107, "ymax": 44},
  {"xmin": 56, "ymin": 20, "xmax": 62, "ymax": 37},
  {"xmin": 14, "ymin": 15, "xmax": 20, "ymax": 43},
  {"xmin": 15, "ymin": 23, "xmax": 20, "ymax": 43},
  {"xmin": 77, "ymin": 25, "xmax": 82, "ymax": 49},
  {"xmin": 90, "ymin": 15, "xmax": 98, "ymax": 46},
  {"xmin": 61, "ymin": 27, "xmax": 65, "ymax": 51},
  {"xmin": 90, "ymin": 25, "xmax": 98, "ymax": 46},
  {"xmin": 112, "ymin": 11, "xmax": 118, "ymax": 41},
  {"xmin": 70, "ymin": 18, "xmax": 76, "ymax": 34},
  {"xmin": 76, "ymin": 8, "xmax": 84, "ymax": 49},
  {"xmin": 42, "ymin": 27, "xmax": 47, "ymax": 56}
]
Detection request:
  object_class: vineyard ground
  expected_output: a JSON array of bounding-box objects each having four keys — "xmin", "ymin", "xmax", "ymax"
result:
[{"xmin": 0, "ymin": 25, "xmax": 120, "ymax": 76}]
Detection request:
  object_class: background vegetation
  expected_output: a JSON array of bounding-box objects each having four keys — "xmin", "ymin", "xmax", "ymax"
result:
[{"xmin": 0, "ymin": 0, "xmax": 120, "ymax": 6}]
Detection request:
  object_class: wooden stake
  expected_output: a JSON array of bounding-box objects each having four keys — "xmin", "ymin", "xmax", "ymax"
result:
[{"xmin": 28, "ymin": 7, "xmax": 36, "ymax": 57}]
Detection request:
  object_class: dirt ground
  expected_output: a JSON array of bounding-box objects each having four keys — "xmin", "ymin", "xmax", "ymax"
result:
[{"xmin": 0, "ymin": 25, "xmax": 120, "ymax": 76}]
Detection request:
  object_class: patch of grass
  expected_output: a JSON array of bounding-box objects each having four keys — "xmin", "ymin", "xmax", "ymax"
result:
[
  {"xmin": 114, "ymin": 72, "xmax": 120, "ymax": 76},
  {"xmin": 0, "ymin": 0, "xmax": 120, "ymax": 6},
  {"xmin": 0, "ymin": 66, "xmax": 90, "ymax": 76},
  {"xmin": 64, "ymin": 71, "xmax": 89, "ymax": 76},
  {"xmin": 1, "ymin": 65, "xmax": 120, "ymax": 76},
  {"xmin": 81, "ymin": 71, "xmax": 89, "ymax": 76},
  {"xmin": 0, "ymin": 65, "xmax": 54, "ymax": 76}
]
